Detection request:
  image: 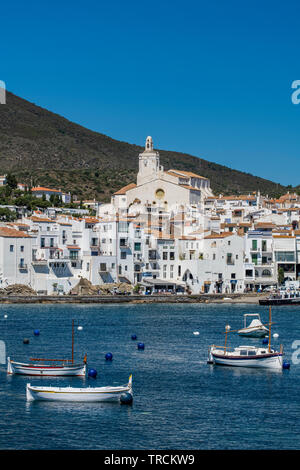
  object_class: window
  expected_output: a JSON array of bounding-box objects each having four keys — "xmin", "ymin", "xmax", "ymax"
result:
[
  {"xmin": 40, "ymin": 238, "xmax": 45, "ymax": 248},
  {"xmin": 227, "ymin": 253, "xmax": 233, "ymax": 265},
  {"xmin": 262, "ymin": 269, "xmax": 271, "ymax": 277},
  {"xmin": 170, "ymin": 265, "xmax": 174, "ymax": 279},
  {"xmin": 262, "ymin": 240, "xmax": 267, "ymax": 252},
  {"xmin": 163, "ymin": 265, "xmax": 167, "ymax": 279},
  {"xmin": 213, "ymin": 253, "xmax": 216, "ymax": 260},
  {"xmin": 178, "ymin": 266, "xmax": 181, "ymax": 276},
  {"xmin": 231, "ymin": 273, "xmax": 236, "ymax": 279},
  {"xmin": 252, "ymin": 240, "xmax": 257, "ymax": 250},
  {"xmin": 134, "ymin": 242, "xmax": 141, "ymax": 252},
  {"xmin": 163, "ymin": 252, "xmax": 168, "ymax": 260},
  {"xmin": 20, "ymin": 246, "xmax": 24, "ymax": 252},
  {"xmin": 120, "ymin": 238, "xmax": 127, "ymax": 247},
  {"xmin": 10, "ymin": 245, "xmax": 14, "ymax": 252},
  {"xmin": 121, "ymin": 251, "xmax": 127, "ymax": 260},
  {"xmin": 251, "ymin": 253, "xmax": 258, "ymax": 265},
  {"xmin": 170, "ymin": 252, "xmax": 175, "ymax": 260}
]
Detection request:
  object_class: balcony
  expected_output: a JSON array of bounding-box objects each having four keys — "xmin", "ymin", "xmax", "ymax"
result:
[
  {"xmin": 32, "ymin": 259, "xmax": 48, "ymax": 266},
  {"xmin": 18, "ymin": 263, "xmax": 28, "ymax": 270},
  {"xmin": 119, "ymin": 241, "xmax": 130, "ymax": 249}
]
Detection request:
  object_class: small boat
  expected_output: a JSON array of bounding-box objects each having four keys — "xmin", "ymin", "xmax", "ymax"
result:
[
  {"xmin": 259, "ymin": 289, "xmax": 300, "ymax": 306},
  {"xmin": 8, "ymin": 320, "xmax": 86, "ymax": 376},
  {"xmin": 26, "ymin": 375, "xmax": 133, "ymax": 402},
  {"xmin": 208, "ymin": 307, "xmax": 283, "ymax": 369},
  {"xmin": 208, "ymin": 345, "xmax": 283, "ymax": 369},
  {"xmin": 7, "ymin": 357, "xmax": 86, "ymax": 376},
  {"xmin": 237, "ymin": 314, "xmax": 269, "ymax": 338}
]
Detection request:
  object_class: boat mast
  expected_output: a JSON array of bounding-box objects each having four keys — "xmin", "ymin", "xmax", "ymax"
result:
[
  {"xmin": 224, "ymin": 325, "xmax": 230, "ymax": 353},
  {"xmin": 72, "ymin": 319, "xmax": 74, "ymax": 364},
  {"xmin": 268, "ymin": 307, "xmax": 272, "ymax": 353}
]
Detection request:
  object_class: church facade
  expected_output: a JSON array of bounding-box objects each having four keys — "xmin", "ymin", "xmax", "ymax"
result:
[{"xmin": 111, "ymin": 136, "xmax": 214, "ymax": 213}]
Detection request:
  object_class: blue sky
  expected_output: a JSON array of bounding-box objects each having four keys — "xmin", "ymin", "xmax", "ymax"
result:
[{"xmin": 1, "ymin": 0, "xmax": 300, "ymax": 185}]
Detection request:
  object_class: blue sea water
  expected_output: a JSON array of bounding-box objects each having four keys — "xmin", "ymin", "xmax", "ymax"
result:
[{"xmin": 0, "ymin": 302, "xmax": 299, "ymax": 450}]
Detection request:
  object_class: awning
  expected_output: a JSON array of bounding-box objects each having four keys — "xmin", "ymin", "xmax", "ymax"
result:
[{"xmin": 141, "ymin": 278, "xmax": 185, "ymax": 286}]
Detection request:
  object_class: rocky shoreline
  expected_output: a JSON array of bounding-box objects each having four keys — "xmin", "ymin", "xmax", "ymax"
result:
[{"xmin": 0, "ymin": 293, "xmax": 266, "ymax": 304}]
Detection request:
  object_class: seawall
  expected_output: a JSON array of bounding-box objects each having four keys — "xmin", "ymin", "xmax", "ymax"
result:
[{"xmin": 0, "ymin": 293, "xmax": 264, "ymax": 304}]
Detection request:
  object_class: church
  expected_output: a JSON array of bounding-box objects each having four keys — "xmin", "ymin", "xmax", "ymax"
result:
[{"xmin": 111, "ymin": 136, "xmax": 214, "ymax": 213}]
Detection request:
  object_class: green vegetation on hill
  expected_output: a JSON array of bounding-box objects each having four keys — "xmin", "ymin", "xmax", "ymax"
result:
[{"xmin": 0, "ymin": 91, "xmax": 289, "ymax": 201}]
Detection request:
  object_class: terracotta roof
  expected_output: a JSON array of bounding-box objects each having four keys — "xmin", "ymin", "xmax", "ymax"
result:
[
  {"xmin": 0, "ymin": 227, "xmax": 31, "ymax": 238},
  {"xmin": 84, "ymin": 217, "xmax": 100, "ymax": 223},
  {"xmin": 180, "ymin": 185, "xmax": 201, "ymax": 191},
  {"xmin": 32, "ymin": 187, "xmax": 61, "ymax": 193},
  {"xmin": 113, "ymin": 183, "xmax": 137, "ymax": 195},
  {"xmin": 31, "ymin": 217, "xmax": 55, "ymax": 223},
  {"xmin": 273, "ymin": 235, "xmax": 295, "ymax": 239},
  {"xmin": 166, "ymin": 169, "xmax": 208, "ymax": 180},
  {"xmin": 218, "ymin": 195, "xmax": 256, "ymax": 201},
  {"xmin": 204, "ymin": 232, "xmax": 234, "ymax": 239},
  {"xmin": 254, "ymin": 222, "xmax": 276, "ymax": 228}
]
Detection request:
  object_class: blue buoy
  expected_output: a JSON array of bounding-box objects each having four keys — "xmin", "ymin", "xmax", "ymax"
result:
[
  {"xmin": 137, "ymin": 342, "xmax": 145, "ymax": 350},
  {"xmin": 105, "ymin": 352, "xmax": 113, "ymax": 361},
  {"xmin": 120, "ymin": 392, "xmax": 133, "ymax": 405},
  {"xmin": 283, "ymin": 361, "xmax": 290, "ymax": 370},
  {"xmin": 34, "ymin": 329, "xmax": 40, "ymax": 336},
  {"xmin": 131, "ymin": 334, "xmax": 137, "ymax": 340},
  {"xmin": 88, "ymin": 368, "xmax": 97, "ymax": 378},
  {"xmin": 262, "ymin": 338, "xmax": 268, "ymax": 345}
]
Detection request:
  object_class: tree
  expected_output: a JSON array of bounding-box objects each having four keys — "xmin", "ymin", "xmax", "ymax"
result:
[
  {"xmin": 0, "ymin": 208, "xmax": 17, "ymax": 221},
  {"xmin": 278, "ymin": 267, "xmax": 285, "ymax": 286},
  {"xmin": 5, "ymin": 173, "xmax": 18, "ymax": 189}
]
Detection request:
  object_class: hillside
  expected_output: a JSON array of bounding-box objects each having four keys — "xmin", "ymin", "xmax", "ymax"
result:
[{"xmin": 0, "ymin": 91, "xmax": 288, "ymax": 201}]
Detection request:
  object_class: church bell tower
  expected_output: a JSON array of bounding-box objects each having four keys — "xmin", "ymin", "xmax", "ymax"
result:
[{"xmin": 137, "ymin": 136, "xmax": 163, "ymax": 186}]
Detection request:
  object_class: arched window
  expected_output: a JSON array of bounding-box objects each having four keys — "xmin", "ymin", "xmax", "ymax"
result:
[{"xmin": 262, "ymin": 269, "xmax": 271, "ymax": 277}]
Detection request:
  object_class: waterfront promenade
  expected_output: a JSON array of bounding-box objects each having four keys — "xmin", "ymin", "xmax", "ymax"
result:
[{"xmin": 0, "ymin": 292, "xmax": 265, "ymax": 304}]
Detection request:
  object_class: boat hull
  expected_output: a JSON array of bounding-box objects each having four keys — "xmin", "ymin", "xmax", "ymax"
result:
[
  {"xmin": 237, "ymin": 328, "xmax": 268, "ymax": 338},
  {"xmin": 211, "ymin": 351, "xmax": 283, "ymax": 369},
  {"xmin": 7, "ymin": 357, "xmax": 86, "ymax": 376},
  {"xmin": 26, "ymin": 381, "xmax": 132, "ymax": 402},
  {"xmin": 259, "ymin": 298, "xmax": 300, "ymax": 306}
]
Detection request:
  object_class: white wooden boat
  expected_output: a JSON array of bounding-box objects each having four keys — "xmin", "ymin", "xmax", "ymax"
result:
[
  {"xmin": 208, "ymin": 307, "xmax": 283, "ymax": 370},
  {"xmin": 208, "ymin": 345, "xmax": 283, "ymax": 369},
  {"xmin": 8, "ymin": 320, "xmax": 87, "ymax": 376},
  {"xmin": 26, "ymin": 375, "xmax": 133, "ymax": 402},
  {"xmin": 7, "ymin": 357, "xmax": 86, "ymax": 376},
  {"xmin": 237, "ymin": 314, "xmax": 269, "ymax": 338}
]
